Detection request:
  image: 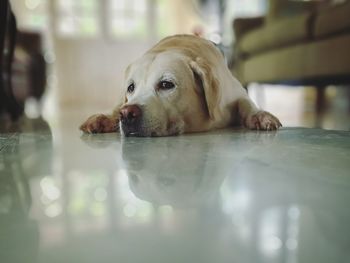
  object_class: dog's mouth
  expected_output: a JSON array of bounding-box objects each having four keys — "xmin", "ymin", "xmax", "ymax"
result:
[
  {"xmin": 119, "ymin": 115, "xmax": 184, "ymax": 137},
  {"xmin": 120, "ymin": 123, "xmax": 180, "ymax": 137},
  {"xmin": 123, "ymin": 131, "xmax": 159, "ymax": 137},
  {"xmin": 121, "ymin": 126, "xmax": 144, "ymax": 137},
  {"xmin": 120, "ymin": 122, "xmax": 160, "ymax": 137}
]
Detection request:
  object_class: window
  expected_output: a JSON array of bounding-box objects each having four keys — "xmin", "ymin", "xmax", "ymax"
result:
[
  {"xmin": 19, "ymin": 0, "xmax": 48, "ymax": 31},
  {"xmin": 18, "ymin": 0, "xmax": 188, "ymax": 40},
  {"xmin": 108, "ymin": 0, "xmax": 148, "ymax": 38},
  {"xmin": 56, "ymin": 0, "xmax": 100, "ymax": 37}
]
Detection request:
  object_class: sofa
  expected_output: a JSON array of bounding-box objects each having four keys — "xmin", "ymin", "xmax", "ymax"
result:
[{"xmin": 231, "ymin": 0, "xmax": 350, "ymax": 113}]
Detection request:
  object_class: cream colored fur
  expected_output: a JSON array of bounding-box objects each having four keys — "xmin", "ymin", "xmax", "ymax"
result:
[{"xmin": 80, "ymin": 35, "xmax": 281, "ymax": 136}]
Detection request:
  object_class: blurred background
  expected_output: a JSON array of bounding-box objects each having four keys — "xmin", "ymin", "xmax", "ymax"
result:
[{"xmin": 1, "ymin": 0, "xmax": 350, "ymax": 130}]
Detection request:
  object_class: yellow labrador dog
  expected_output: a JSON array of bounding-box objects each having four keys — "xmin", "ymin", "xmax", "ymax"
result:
[{"xmin": 80, "ymin": 34, "xmax": 281, "ymax": 136}]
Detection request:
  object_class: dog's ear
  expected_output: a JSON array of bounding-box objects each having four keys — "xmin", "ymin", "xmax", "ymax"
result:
[{"xmin": 189, "ymin": 58, "xmax": 220, "ymax": 120}]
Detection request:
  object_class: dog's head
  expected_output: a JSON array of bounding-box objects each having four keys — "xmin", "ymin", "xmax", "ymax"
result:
[{"xmin": 119, "ymin": 49, "xmax": 220, "ymax": 137}]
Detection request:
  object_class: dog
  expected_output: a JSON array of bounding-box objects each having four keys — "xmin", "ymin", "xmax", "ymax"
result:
[{"xmin": 80, "ymin": 34, "xmax": 281, "ymax": 136}]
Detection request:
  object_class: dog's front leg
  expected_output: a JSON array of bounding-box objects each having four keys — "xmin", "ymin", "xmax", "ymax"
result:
[
  {"xmin": 237, "ymin": 97, "xmax": 282, "ymax": 131},
  {"xmin": 80, "ymin": 106, "xmax": 121, "ymax": 134}
]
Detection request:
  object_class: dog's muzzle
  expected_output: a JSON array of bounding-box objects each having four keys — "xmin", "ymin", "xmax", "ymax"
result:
[{"xmin": 119, "ymin": 104, "xmax": 143, "ymax": 136}]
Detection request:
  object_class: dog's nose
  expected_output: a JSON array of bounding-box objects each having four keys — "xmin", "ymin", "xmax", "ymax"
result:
[{"xmin": 120, "ymin": 104, "xmax": 142, "ymax": 124}]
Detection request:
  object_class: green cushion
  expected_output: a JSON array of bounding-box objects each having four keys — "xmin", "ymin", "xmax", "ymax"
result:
[
  {"xmin": 314, "ymin": 2, "xmax": 350, "ymax": 38},
  {"xmin": 240, "ymin": 34, "xmax": 350, "ymax": 84},
  {"xmin": 239, "ymin": 12, "xmax": 312, "ymax": 55}
]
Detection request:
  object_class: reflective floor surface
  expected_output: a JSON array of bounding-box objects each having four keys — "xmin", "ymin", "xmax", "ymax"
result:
[{"xmin": 1, "ymin": 116, "xmax": 350, "ymax": 263}]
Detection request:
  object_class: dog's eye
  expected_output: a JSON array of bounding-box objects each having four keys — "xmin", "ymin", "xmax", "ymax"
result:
[
  {"xmin": 127, "ymin": 83, "xmax": 135, "ymax": 93},
  {"xmin": 158, "ymin": 81, "xmax": 175, "ymax": 90}
]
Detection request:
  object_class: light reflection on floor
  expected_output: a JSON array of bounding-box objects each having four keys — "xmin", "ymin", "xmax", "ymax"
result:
[{"xmin": 1, "ymin": 110, "xmax": 350, "ymax": 263}]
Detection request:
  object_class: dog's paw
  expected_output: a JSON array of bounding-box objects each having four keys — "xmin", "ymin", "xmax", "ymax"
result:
[
  {"xmin": 244, "ymin": 111, "xmax": 282, "ymax": 131},
  {"xmin": 80, "ymin": 114, "xmax": 118, "ymax": 134}
]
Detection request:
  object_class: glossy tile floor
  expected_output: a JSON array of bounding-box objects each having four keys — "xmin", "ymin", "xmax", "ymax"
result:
[{"xmin": 1, "ymin": 113, "xmax": 350, "ymax": 263}]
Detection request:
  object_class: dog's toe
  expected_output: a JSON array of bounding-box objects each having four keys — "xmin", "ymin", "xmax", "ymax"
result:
[
  {"xmin": 80, "ymin": 114, "xmax": 117, "ymax": 134},
  {"xmin": 245, "ymin": 111, "xmax": 282, "ymax": 131}
]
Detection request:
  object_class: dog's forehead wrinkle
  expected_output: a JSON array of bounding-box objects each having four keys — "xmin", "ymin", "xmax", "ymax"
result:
[
  {"xmin": 143, "ymin": 54, "xmax": 157, "ymax": 82},
  {"xmin": 127, "ymin": 54, "xmax": 155, "ymax": 84},
  {"xmin": 150, "ymin": 52, "xmax": 188, "ymax": 77}
]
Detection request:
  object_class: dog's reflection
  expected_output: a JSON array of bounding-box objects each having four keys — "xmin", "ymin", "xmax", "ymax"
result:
[{"xmin": 120, "ymin": 131, "xmax": 269, "ymax": 208}]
